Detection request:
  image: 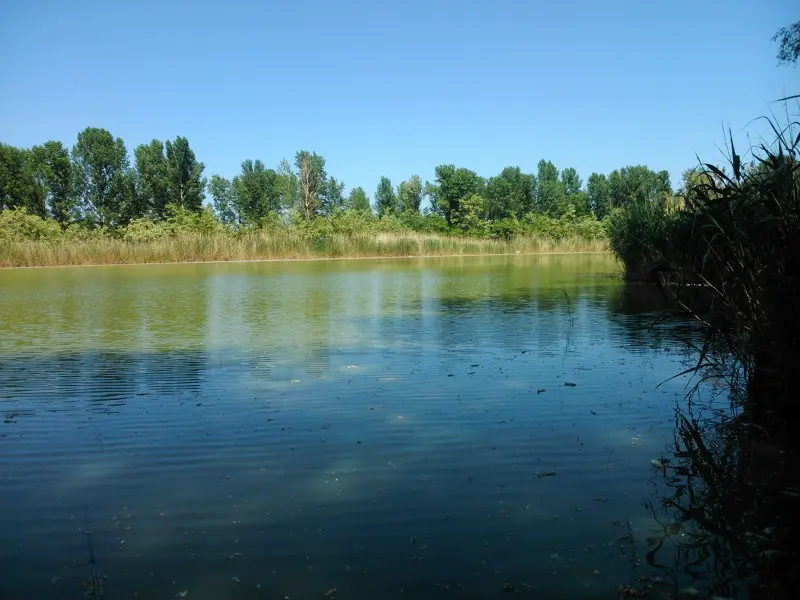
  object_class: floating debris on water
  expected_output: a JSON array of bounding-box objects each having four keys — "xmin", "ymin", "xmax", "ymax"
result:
[
  {"xmin": 536, "ymin": 471, "xmax": 557, "ymax": 478},
  {"xmin": 564, "ymin": 382, "xmax": 577, "ymax": 387}
]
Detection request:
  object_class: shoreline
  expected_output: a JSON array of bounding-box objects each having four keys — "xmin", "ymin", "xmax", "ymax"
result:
[{"xmin": 0, "ymin": 249, "xmax": 614, "ymax": 271}]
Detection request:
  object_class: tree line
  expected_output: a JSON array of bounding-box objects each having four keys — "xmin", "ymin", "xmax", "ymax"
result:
[{"xmin": 1, "ymin": 126, "xmax": 676, "ymax": 232}]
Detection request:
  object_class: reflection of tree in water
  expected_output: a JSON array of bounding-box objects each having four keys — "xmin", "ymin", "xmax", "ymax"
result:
[{"xmin": 630, "ymin": 381, "xmax": 799, "ymax": 599}]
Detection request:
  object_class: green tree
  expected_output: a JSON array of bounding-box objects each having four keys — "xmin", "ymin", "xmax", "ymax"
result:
[
  {"xmin": 484, "ymin": 166, "xmax": 533, "ymax": 219},
  {"xmin": 346, "ymin": 186, "xmax": 371, "ymax": 212},
  {"xmin": 71, "ymin": 127, "xmax": 131, "ymax": 226},
  {"xmin": 560, "ymin": 167, "xmax": 588, "ymax": 215},
  {"xmin": 208, "ymin": 174, "xmax": 236, "ymax": 224},
  {"xmin": 586, "ymin": 172, "xmax": 612, "ymax": 219},
  {"xmin": 276, "ymin": 158, "xmax": 299, "ymax": 210},
  {"xmin": 295, "ymin": 150, "xmax": 326, "ymax": 218},
  {"xmin": 397, "ymin": 175, "xmax": 423, "ymax": 213},
  {"xmin": 232, "ymin": 159, "xmax": 280, "ymax": 223},
  {"xmin": 134, "ymin": 139, "xmax": 169, "ymax": 219},
  {"xmin": 427, "ymin": 165, "xmax": 484, "ymax": 226},
  {"xmin": 375, "ymin": 176, "xmax": 397, "ymax": 216},
  {"xmin": 165, "ymin": 136, "xmax": 205, "ymax": 211},
  {"xmin": 452, "ymin": 192, "xmax": 487, "ymax": 234},
  {"xmin": 0, "ymin": 144, "xmax": 46, "ymax": 216},
  {"xmin": 535, "ymin": 159, "xmax": 565, "ymax": 216},
  {"xmin": 31, "ymin": 141, "xmax": 73, "ymax": 222},
  {"xmin": 608, "ymin": 165, "xmax": 672, "ymax": 208},
  {"xmin": 321, "ymin": 176, "xmax": 346, "ymax": 215}
]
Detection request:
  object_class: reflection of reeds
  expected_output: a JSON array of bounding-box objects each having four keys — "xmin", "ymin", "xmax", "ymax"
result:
[
  {"xmin": 82, "ymin": 526, "xmax": 104, "ymax": 599},
  {"xmin": 642, "ymin": 396, "xmax": 799, "ymax": 599}
]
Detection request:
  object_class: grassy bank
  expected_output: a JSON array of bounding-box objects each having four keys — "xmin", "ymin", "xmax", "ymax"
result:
[
  {"xmin": 0, "ymin": 230, "xmax": 607, "ymax": 268},
  {"xmin": 0, "ymin": 205, "xmax": 608, "ymax": 267}
]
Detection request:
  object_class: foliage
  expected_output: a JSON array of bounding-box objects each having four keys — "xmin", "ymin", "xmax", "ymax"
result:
[
  {"xmin": 374, "ymin": 176, "xmax": 397, "ymax": 217},
  {"xmin": 134, "ymin": 139, "xmax": 169, "ymax": 219},
  {"xmin": 427, "ymin": 165, "xmax": 484, "ymax": 226},
  {"xmin": 295, "ymin": 150, "xmax": 326, "ymax": 219},
  {"xmin": 485, "ymin": 166, "xmax": 534, "ymax": 220},
  {"xmin": 586, "ymin": 172, "xmax": 612, "ymax": 219},
  {"xmin": 1, "ymin": 143, "xmax": 46, "ymax": 217},
  {"xmin": 71, "ymin": 127, "xmax": 131, "ymax": 227},
  {"xmin": 0, "ymin": 207, "xmax": 62, "ymax": 241},
  {"xmin": 397, "ymin": 175, "xmax": 423, "ymax": 214},
  {"xmin": 346, "ymin": 186, "xmax": 371, "ymax": 212},
  {"xmin": 773, "ymin": 20, "xmax": 800, "ymax": 65},
  {"xmin": 231, "ymin": 159, "xmax": 280, "ymax": 224},
  {"xmin": 31, "ymin": 141, "xmax": 74, "ymax": 222},
  {"xmin": 165, "ymin": 136, "xmax": 205, "ymax": 211},
  {"xmin": 321, "ymin": 176, "xmax": 346, "ymax": 215}
]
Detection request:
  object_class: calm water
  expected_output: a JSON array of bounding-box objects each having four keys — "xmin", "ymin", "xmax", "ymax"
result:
[{"xmin": 0, "ymin": 254, "xmax": 698, "ymax": 599}]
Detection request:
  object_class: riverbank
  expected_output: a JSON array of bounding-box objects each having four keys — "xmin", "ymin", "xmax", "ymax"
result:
[{"xmin": 0, "ymin": 230, "xmax": 608, "ymax": 268}]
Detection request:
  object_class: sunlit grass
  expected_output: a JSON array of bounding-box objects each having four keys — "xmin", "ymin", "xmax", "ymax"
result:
[{"xmin": 0, "ymin": 230, "xmax": 608, "ymax": 268}]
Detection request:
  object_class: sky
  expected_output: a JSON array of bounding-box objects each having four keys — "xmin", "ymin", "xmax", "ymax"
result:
[{"xmin": 1, "ymin": 0, "xmax": 797, "ymax": 200}]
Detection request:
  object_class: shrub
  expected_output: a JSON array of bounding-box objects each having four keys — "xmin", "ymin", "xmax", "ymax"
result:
[{"xmin": 0, "ymin": 208, "xmax": 63, "ymax": 242}]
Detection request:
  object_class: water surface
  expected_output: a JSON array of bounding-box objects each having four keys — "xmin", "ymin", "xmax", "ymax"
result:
[{"xmin": 0, "ymin": 254, "xmax": 696, "ymax": 599}]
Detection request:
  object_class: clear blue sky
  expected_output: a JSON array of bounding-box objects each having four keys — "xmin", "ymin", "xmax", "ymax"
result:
[{"xmin": 1, "ymin": 0, "xmax": 796, "ymax": 198}]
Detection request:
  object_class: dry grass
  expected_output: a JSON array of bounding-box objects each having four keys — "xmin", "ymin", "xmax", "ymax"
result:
[{"xmin": 0, "ymin": 230, "xmax": 608, "ymax": 268}]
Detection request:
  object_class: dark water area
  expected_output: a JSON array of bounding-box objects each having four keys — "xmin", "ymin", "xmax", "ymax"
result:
[{"xmin": 0, "ymin": 254, "xmax": 750, "ymax": 599}]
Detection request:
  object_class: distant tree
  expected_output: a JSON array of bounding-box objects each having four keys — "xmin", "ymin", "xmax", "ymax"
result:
[
  {"xmin": 0, "ymin": 143, "xmax": 46, "ymax": 216},
  {"xmin": 208, "ymin": 174, "xmax": 236, "ymax": 224},
  {"xmin": 276, "ymin": 158, "xmax": 299, "ymax": 210},
  {"xmin": 165, "ymin": 136, "xmax": 205, "ymax": 211},
  {"xmin": 321, "ymin": 176, "xmax": 346, "ymax": 215},
  {"xmin": 375, "ymin": 176, "xmax": 397, "ymax": 216},
  {"xmin": 608, "ymin": 166, "xmax": 671, "ymax": 208},
  {"xmin": 484, "ymin": 166, "xmax": 534, "ymax": 219},
  {"xmin": 232, "ymin": 159, "xmax": 280, "ymax": 223},
  {"xmin": 586, "ymin": 172, "xmax": 612, "ymax": 219},
  {"xmin": 397, "ymin": 175, "xmax": 423, "ymax": 213},
  {"xmin": 71, "ymin": 127, "xmax": 131, "ymax": 226},
  {"xmin": 427, "ymin": 165, "xmax": 484, "ymax": 226},
  {"xmin": 535, "ymin": 159, "xmax": 564, "ymax": 216},
  {"xmin": 773, "ymin": 21, "xmax": 800, "ymax": 65},
  {"xmin": 452, "ymin": 192, "xmax": 487, "ymax": 233},
  {"xmin": 134, "ymin": 139, "xmax": 169, "ymax": 219},
  {"xmin": 346, "ymin": 186, "xmax": 371, "ymax": 212},
  {"xmin": 560, "ymin": 167, "xmax": 589, "ymax": 215},
  {"xmin": 31, "ymin": 141, "xmax": 73, "ymax": 222},
  {"xmin": 295, "ymin": 150, "xmax": 326, "ymax": 218}
]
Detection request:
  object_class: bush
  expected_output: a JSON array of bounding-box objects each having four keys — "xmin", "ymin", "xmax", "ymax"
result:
[{"xmin": 0, "ymin": 208, "xmax": 63, "ymax": 242}]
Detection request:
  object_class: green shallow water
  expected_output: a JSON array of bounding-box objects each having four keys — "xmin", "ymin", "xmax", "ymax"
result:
[{"xmin": 0, "ymin": 254, "xmax": 697, "ymax": 599}]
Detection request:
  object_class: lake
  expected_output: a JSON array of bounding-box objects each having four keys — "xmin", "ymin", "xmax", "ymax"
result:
[{"xmin": 0, "ymin": 254, "xmax": 701, "ymax": 599}]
